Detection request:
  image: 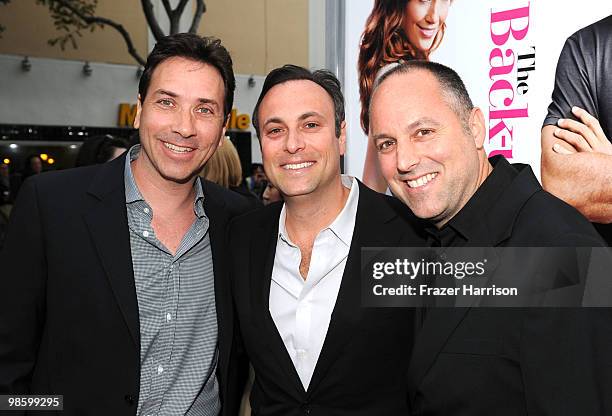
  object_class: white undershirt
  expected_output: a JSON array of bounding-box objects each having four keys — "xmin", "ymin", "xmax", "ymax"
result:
[{"xmin": 269, "ymin": 176, "xmax": 359, "ymax": 390}]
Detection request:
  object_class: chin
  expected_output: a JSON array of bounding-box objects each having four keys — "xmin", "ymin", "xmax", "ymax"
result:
[
  {"xmin": 279, "ymin": 185, "xmax": 316, "ymax": 198},
  {"xmin": 159, "ymin": 168, "xmax": 198, "ymax": 184}
]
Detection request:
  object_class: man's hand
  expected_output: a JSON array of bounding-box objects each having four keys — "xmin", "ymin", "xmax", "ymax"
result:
[{"xmin": 552, "ymin": 106, "xmax": 612, "ymax": 155}]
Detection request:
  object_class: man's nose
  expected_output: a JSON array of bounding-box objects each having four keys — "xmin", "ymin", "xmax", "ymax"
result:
[
  {"xmin": 396, "ymin": 140, "xmax": 420, "ymax": 173},
  {"xmin": 284, "ymin": 129, "xmax": 305, "ymax": 154},
  {"xmin": 173, "ymin": 109, "xmax": 197, "ymax": 138}
]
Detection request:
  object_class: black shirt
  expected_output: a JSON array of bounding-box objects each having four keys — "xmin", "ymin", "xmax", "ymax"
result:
[
  {"xmin": 425, "ymin": 155, "xmax": 522, "ymax": 248},
  {"xmin": 408, "ymin": 155, "xmax": 612, "ymax": 416}
]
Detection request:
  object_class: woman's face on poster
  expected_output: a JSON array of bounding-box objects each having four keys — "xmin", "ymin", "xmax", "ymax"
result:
[{"xmin": 403, "ymin": 0, "xmax": 451, "ymax": 53}]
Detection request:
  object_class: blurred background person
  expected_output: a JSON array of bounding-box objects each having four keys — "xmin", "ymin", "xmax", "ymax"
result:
[
  {"xmin": 244, "ymin": 162, "xmax": 267, "ymax": 198},
  {"xmin": 262, "ymin": 181, "xmax": 282, "ymax": 206},
  {"xmin": 21, "ymin": 154, "xmax": 43, "ymax": 180},
  {"xmin": 12, "ymin": 154, "xmax": 44, "ymax": 198},
  {"xmin": 75, "ymin": 134, "xmax": 129, "ymax": 167},
  {"xmin": 201, "ymin": 136, "xmax": 261, "ymax": 208},
  {"xmin": 358, "ymin": 0, "xmax": 452, "ymax": 192},
  {"xmin": 0, "ymin": 163, "xmax": 14, "ymax": 249},
  {"xmin": 0, "ymin": 163, "xmax": 14, "ymax": 205}
]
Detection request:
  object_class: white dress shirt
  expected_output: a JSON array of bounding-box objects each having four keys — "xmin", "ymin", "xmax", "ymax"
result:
[{"xmin": 269, "ymin": 176, "xmax": 359, "ymax": 390}]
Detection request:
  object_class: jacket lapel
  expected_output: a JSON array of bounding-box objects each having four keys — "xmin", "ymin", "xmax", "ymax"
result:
[
  {"xmin": 407, "ymin": 307, "xmax": 469, "ymax": 401},
  {"xmin": 306, "ymin": 182, "xmax": 410, "ymax": 397},
  {"xmin": 201, "ymin": 180, "xmax": 233, "ymax": 395},
  {"xmin": 83, "ymin": 154, "xmax": 139, "ymax": 348},
  {"xmin": 408, "ymin": 159, "xmax": 541, "ymax": 398},
  {"xmin": 250, "ymin": 204, "xmax": 307, "ymax": 397}
]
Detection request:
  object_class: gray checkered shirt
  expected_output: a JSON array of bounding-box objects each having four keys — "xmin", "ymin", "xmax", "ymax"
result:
[{"xmin": 124, "ymin": 146, "xmax": 220, "ymax": 416}]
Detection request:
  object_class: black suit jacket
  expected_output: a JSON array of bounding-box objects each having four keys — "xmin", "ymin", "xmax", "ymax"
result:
[
  {"xmin": 408, "ymin": 159, "xmax": 612, "ymax": 415},
  {"xmin": 229, "ymin": 181, "xmax": 424, "ymax": 416},
  {"xmin": 0, "ymin": 154, "xmax": 251, "ymax": 415}
]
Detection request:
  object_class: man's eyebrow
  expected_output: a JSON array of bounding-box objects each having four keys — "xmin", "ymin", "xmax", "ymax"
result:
[
  {"xmin": 298, "ymin": 111, "xmax": 324, "ymax": 121},
  {"xmin": 154, "ymin": 89, "xmax": 178, "ymax": 97},
  {"xmin": 198, "ymin": 98, "xmax": 220, "ymax": 107},
  {"xmin": 407, "ymin": 117, "xmax": 442, "ymax": 131},
  {"xmin": 152, "ymin": 90, "xmax": 219, "ymax": 107},
  {"xmin": 372, "ymin": 132, "xmax": 393, "ymax": 141},
  {"xmin": 371, "ymin": 117, "xmax": 442, "ymax": 141},
  {"xmin": 263, "ymin": 116, "xmax": 284, "ymax": 127}
]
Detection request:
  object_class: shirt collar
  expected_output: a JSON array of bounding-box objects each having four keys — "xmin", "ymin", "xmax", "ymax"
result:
[
  {"xmin": 124, "ymin": 145, "xmax": 142, "ymax": 204},
  {"xmin": 124, "ymin": 144, "xmax": 206, "ymax": 218},
  {"xmin": 278, "ymin": 175, "xmax": 359, "ymax": 247},
  {"xmin": 431, "ymin": 156, "xmax": 517, "ymax": 244}
]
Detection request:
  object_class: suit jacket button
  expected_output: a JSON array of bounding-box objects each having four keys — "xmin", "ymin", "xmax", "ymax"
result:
[{"xmin": 124, "ymin": 395, "xmax": 135, "ymax": 406}]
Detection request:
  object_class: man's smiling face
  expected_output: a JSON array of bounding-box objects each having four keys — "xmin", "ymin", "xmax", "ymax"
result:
[
  {"xmin": 257, "ymin": 79, "xmax": 345, "ymax": 200},
  {"xmin": 370, "ymin": 69, "xmax": 481, "ymax": 227},
  {"xmin": 134, "ymin": 56, "xmax": 227, "ymax": 184}
]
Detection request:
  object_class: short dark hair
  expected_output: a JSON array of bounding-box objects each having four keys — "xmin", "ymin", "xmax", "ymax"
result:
[
  {"xmin": 252, "ymin": 65, "xmax": 345, "ymax": 139},
  {"xmin": 372, "ymin": 60, "xmax": 474, "ymax": 134},
  {"xmin": 75, "ymin": 135, "xmax": 129, "ymax": 167},
  {"xmin": 138, "ymin": 33, "xmax": 235, "ymax": 120}
]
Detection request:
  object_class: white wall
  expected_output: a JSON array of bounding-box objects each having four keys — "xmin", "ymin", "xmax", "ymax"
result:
[
  {"xmin": 0, "ymin": 54, "xmax": 265, "ymax": 162},
  {"xmin": 309, "ymin": 0, "xmax": 326, "ymax": 70}
]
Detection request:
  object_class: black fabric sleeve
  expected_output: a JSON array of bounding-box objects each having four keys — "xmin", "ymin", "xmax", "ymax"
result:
[{"xmin": 0, "ymin": 177, "xmax": 47, "ymax": 393}]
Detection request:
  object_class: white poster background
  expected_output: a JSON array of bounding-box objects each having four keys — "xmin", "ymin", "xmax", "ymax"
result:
[{"xmin": 343, "ymin": 1, "xmax": 612, "ymax": 181}]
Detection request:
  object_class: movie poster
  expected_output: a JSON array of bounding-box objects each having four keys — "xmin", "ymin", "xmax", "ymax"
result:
[{"xmin": 343, "ymin": 1, "xmax": 612, "ymax": 186}]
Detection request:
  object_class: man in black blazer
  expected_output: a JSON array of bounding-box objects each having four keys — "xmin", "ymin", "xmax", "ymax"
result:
[
  {"xmin": 229, "ymin": 65, "xmax": 424, "ymax": 415},
  {"xmin": 370, "ymin": 60, "xmax": 612, "ymax": 415},
  {"xmin": 0, "ymin": 34, "xmax": 250, "ymax": 415}
]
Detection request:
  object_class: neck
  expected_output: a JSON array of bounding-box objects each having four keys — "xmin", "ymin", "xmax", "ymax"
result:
[
  {"xmin": 284, "ymin": 177, "xmax": 350, "ymax": 242},
  {"xmin": 475, "ymin": 151, "xmax": 493, "ymax": 190},
  {"xmin": 434, "ymin": 153, "xmax": 493, "ymax": 229}
]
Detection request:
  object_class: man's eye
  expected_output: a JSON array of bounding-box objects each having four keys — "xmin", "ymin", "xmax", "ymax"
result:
[
  {"xmin": 416, "ymin": 129, "xmax": 434, "ymax": 137},
  {"xmin": 196, "ymin": 107, "xmax": 212, "ymax": 114},
  {"xmin": 376, "ymin": 139, "xmax": 396, "ymax": 152},
  {"xmin": 305, "ymin": 122, "xmax": 318, "ymax": 129},
  {"xmin": 158, "ymin": 99, "xmax": 173, "ymax": 106},
  {"xmin": 268, "ymin": 128, "xmax": 283, "ymax": 135}
]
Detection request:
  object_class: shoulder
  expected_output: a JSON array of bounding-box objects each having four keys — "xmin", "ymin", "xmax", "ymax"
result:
[
  {"xmin": 201, "ymin": 179, "xmax": 257, "ymax": 218},
  {"xmin": 229, "ymin": 202, "xmax": 281, "ymax": 237},
  {"xmin": 30, "ymin": 164, "xmax": 103, "ymax": 189},
  {"xmin": 357, "ymin": 181, "xmax": 419, "ymax": 223},
  {"xmin": 567, "ymin": 15, "xmax": 612, "ymax": 47},
  {"xmin": 20, "ymin": 164, "xmax": 111, "ymax": 204}
]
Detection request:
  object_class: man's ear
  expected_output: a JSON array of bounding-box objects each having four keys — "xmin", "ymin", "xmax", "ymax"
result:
[
  {"xmin": 469, "ymin": 107, "xmax": 486, "ymax": 149},
  {"xmin": 338, "ymin": 120, "xmax": 347, "ymax": 156},
  {"xmin": 134, "ymin": 94, "xmax": 143, "ymax": 129},
  {"xmin": 217, "ymin": 133, "xmax": 225, "ymax": 149}
]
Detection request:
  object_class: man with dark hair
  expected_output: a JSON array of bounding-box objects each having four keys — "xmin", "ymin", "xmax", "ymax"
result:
[
  {"xmin": 75, "ymin": 135, "xmax": 129, "ymax": 167},
  {"xmin": 0, "ymin": 33, "xmax": 251, "ymax": 415},
  {"xmin": 541, "ymin": 15, "xmax": 612, "ymax": 245},
  {"xmin": 370, "ymin": 60, "xmax": 611, "ymax": 415},
  {"xmin": 228, "ymin": 64, "xmax": 423, "ymax": 415}
]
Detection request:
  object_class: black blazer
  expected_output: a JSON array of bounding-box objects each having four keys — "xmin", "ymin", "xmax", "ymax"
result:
[
  {"xmin": 408, "ymin": 161, "xmax": 612, "ymax": 415},
  {"xmin": 0, "ymin": 154, "xmax": 251, "ymax": 415},
  {"xmin": 229, "ymin": 181, "xmax": 424, "ymax": 416}
]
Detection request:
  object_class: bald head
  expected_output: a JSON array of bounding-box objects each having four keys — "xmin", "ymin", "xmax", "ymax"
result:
[{"xmin": 371, "ymin": 61, "xmax": 474, "ymax": 136}]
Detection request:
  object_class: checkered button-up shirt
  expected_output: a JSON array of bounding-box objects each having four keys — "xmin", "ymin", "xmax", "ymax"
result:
[{"xmin": 124, "ymin": 146, "xmax": 220, "ymax": 416}]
